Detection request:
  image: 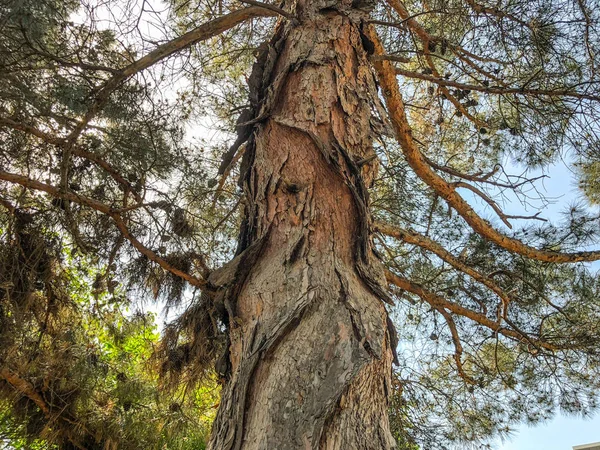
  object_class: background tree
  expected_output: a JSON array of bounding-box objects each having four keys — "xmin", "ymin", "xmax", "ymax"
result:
[
  {"xmin": 0, "ymin": 0, "xmax": 600, "ymax": 449},
  {"xmin": 0, "ymin": 211, "xmax": 218, "ymax": 449}
]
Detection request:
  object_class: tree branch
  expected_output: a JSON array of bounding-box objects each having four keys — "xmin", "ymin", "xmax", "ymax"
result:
[
  {"xmin": 464, "ymin": 0, "xmax": 530, "ymax": 28},
  {"xmin": 375, "ymin": 221, "xmax": 512, "ymax": 319},
  {"xmin": 383, "ymin": 0, "xmax": 487, "ymax": 127},
  {"xmin": 238, "ymin": 0, "xmax": 294, "ymax": 20},
  {"xmin": 0, "ymin": 368, "xmax": 50, "ymax": 416},
  {"xmin": 0, "ymin": 117, "xmax": 143, "ymax": 204},
  {"xmin": 0, "ymin": 170, "xmax": 206, "ymax": 287},
  {"xmin": 435, "ymin": 308, "xmax": 477, "ymax": 384},
  {"xmin": 58, "ymin": 6, "xmax": 277, "ymax": 188},
  {"xmin": 383, "ymin": 269, "xmax": 560, "ymax": 351},
  {"xmin": 394, "ymin": 68, "xmax": 600, "ymax": 102},
  {"xmin": 453, "ymin": 181, "xmax": 513, "ymax": 228},
  {"xmin": 367, "ymin": 26, "xmax": 600, "ymax": 263}
]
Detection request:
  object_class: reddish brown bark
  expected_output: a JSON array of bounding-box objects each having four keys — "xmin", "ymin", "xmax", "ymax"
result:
[{"xmin": 208, "ymin": 5, "xmax": 396, "ymax": 449}]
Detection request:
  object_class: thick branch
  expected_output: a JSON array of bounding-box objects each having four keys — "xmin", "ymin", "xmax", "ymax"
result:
[
  {"xmin": 367, "ymin": 27, "xmax": 600, "ymax": 263},
  {"xmin": 118, "ymin": 7, "xmax": 275, "ymax": 80},
  {"xmin": 0, "ymin": 368, "xmax": 50, "ymax": 416}
]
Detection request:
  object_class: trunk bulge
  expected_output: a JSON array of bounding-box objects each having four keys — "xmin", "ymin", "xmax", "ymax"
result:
[{"xmin": 209, "ymin": 5, "xmax": 396, "ymax": 449}]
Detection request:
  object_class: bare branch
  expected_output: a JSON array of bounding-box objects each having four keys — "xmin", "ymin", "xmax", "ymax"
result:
[
  {"xmin": 435, "ymin": 308, "xmax": 477, "ymax": 384},
  {"xmin": 453, "ymin": 181, "xmax": 513, "ymax": 228}
]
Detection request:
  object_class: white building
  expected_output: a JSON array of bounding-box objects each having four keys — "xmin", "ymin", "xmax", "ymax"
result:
[{"xmin": 573, "ymin": 443, "xmax": 600, "ymax": 450}]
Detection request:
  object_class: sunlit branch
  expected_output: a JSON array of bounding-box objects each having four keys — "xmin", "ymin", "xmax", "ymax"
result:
[
  {"xmin": 0, "ymin": 170, "xmax": 206, "ymax": 288},
  {"xmin": 367, "ymin": 27, "xmax": 600, "ymax": 264}
]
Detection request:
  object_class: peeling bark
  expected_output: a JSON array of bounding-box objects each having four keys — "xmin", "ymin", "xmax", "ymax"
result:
[{"xmin": 209, "ymin": 5, "xmax": 396, "ymax": 449}]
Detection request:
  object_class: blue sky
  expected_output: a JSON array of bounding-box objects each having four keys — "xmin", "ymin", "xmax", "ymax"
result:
[
  {"xmin": 496, "ymin": 413, "xmax": 600, "ymax": 450},
  {"xmin": 462, "ymin": 155, "xmax": 600, "ymax": 449}
]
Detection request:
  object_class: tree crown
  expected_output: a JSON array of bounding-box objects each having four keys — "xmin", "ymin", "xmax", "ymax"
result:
[{"xmin": 1, "ymin": 0, "xmax": 599, "ymax": 448}]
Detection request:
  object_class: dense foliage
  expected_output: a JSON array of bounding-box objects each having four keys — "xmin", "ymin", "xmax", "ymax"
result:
[
  {"xmin": 1, "ymin": 0, "xmax": 599, "ymax": 448},
  {"xmin": 0, "ymin": 213, "xmax": 217, "ymax": 449}
]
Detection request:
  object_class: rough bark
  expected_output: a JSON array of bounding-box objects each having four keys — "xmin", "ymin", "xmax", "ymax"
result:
[{"xmin": 208, "ymin": 4, "xmax": 396, "ymax": 449}]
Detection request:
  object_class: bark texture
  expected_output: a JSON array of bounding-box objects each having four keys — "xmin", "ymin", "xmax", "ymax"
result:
[{"xmin": 208, "ymin": 4, "xmax": 396, "ymax": 449}]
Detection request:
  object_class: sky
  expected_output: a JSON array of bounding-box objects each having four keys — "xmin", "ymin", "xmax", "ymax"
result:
[
  {"xmin": 462, "ymin": 155, "xmax": 600, "ymax": 450},
  {"xmin": 496, "ymin": 413, "xmax": 600, "ymax": 450}
]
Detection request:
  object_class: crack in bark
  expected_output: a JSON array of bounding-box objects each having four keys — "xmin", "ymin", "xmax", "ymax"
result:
[{"xmin": 212, "ymin": 288, "xmax": 319, "ymax": 450}]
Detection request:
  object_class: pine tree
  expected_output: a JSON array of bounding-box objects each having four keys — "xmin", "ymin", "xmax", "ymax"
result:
[{"xmin": 1, "ymin": 0, "xmax": 600, "ymax": 448}]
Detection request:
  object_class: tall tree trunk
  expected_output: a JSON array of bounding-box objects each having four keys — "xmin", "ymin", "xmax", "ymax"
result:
[{"xmin": 209, "ymin": 4, "xmax": 396, "ymax": 449}]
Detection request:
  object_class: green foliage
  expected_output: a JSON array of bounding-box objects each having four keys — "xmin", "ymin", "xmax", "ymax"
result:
[
  {"xmin": 0, "ymin": 214, "xmax": 217, "ymax": 449},
  {"xmin": 576, "ymin": 159, "xmax": 600, "ymax": 205}
]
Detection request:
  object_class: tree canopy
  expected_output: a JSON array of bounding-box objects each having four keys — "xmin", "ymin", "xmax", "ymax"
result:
[{"xmin": 1, "ymin": 0, "xmax": 600, "ymax": 448}]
